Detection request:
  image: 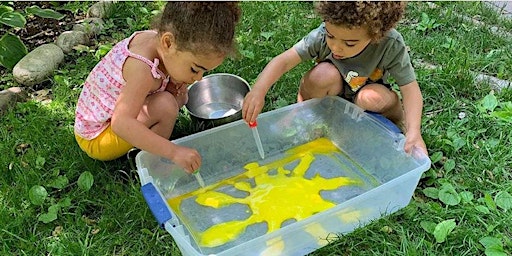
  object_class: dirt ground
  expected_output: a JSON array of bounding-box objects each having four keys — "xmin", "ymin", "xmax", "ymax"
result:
[
  {"xmin": 1, "ymin": 1, "xmax": 85, "ymax": 50},
  {"xmin": 0, "ymin": 2, "xmax": 86, "ymax": 87}
]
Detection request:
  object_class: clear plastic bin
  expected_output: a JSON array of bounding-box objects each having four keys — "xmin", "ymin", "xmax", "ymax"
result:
[{"xmin": 136, "ymin": 96, "xmax": 431, "ymax": 256}]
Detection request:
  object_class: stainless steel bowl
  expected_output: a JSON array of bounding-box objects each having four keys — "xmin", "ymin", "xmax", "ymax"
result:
[{"xmin": 186, "ymin": 73, "xmax": 250, "ymax": 130}]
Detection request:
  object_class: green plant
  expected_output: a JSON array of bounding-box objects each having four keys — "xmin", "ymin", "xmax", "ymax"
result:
[
  {"xmin": 480, "ymin": 236, "xmax": 508, "ymax": 256},
  {"xmin": 2, "ymin": 2, "xmax": 512, "ymax": 255},
  {"xmin": 0, "ymin": 32, "xmax": 27, "ymax": 70},
  {"xmin": 415, "ymin": 12, "xmax": 441, "ymax": 33},
  {"xmin": 478, "ymin": 91, "xmax": 512, "ymax": 123}
]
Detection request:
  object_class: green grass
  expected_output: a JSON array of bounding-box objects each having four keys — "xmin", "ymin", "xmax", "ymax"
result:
[{"xmin": 1, "ymin": 2, "xmax": 512, "ymax": 255}]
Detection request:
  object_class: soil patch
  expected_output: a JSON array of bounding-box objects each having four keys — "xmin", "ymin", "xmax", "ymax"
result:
[
  {"xmin": 0, "ymin": 1, "xmax": 86, "ymax": 50},
  {"xmin": 0, "ymin": 2, "xmax": 87, "ymax": 87}
]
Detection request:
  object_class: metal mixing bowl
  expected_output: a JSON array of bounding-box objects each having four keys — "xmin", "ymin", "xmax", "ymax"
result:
[{"xmin": 186, "ymin": 73, "xmax": 250, "ymax": 130}]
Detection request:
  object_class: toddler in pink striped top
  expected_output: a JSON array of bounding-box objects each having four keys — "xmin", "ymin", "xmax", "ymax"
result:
[{"xmin": 74, "ymin": 2, "xmax": 241, "ymax": 173}]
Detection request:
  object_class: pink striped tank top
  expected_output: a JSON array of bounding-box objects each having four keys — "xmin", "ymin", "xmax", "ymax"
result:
[{"xmin": 74, "ymin": 30, "xmax": 169, "ymax": 139}]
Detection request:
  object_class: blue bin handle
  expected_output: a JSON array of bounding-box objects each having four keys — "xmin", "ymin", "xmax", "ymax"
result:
[
  {"xmin": 365, "ymin": 110, "xmax": 402, "ymax": 134},
  {"xmin": 141, "ymin": 182, "xmax": 172, "ymax": 228}
]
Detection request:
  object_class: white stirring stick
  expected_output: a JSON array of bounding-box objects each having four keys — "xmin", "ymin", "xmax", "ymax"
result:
[{"xmin": 249, "ymin": 121, "xmax": 265, "ymax": 159}]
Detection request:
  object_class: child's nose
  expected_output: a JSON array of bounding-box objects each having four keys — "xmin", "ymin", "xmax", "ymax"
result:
[
  {"xmin": 331, "ymin": 42, "xmax": 344, "ymax": 53},
  {"xmin": 192, "ymin": 72, "xmax": 204, "ymax": 82}
]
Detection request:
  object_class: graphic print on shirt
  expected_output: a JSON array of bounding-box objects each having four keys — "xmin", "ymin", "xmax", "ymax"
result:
[{"xmin": 344, "ymin": 68, "xmax": 384, "ymax": 92}]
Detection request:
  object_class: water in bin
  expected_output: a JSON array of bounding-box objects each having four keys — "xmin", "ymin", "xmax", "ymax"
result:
[
  {"xmin": 154, "ymin": 157, "xmax": 205, "ymax": 190},
  {"xmin": 163, "ymin": 162, "xmax": 188, "ymax": 192}
]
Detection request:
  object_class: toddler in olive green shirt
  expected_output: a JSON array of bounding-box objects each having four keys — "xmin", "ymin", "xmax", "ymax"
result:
[{"xmin": 243, "ymin": 1, "xmax": 427, "ymax": 155}]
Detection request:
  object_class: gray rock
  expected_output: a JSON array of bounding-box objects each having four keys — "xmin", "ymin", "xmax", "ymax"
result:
[
  {"xmin": 0, "ymin": 87, "xmax": 28, "ymax": 115},
  {"xmin": 12, "ymin": 44, "xmax": 64, "ymax": 87},
  {"xmin": 484, "ymin": 1, "xmax": 512, "ymax": 19},
  {"xmin": 87, "ymin": 1, "xmax": 112, "ymax": 19},
  {"xmin": 55, "ymin": 30, "xmax": 89, "ymax": 53},
  {"xmin": 475, "ymin": 73, "xmax": 511, "ymax": 91},
  {"xmin": 73, "ymin": 18, "xmax": 105, "ymax": 37}
]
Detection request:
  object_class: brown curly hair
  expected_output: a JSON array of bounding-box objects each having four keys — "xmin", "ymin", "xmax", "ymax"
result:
[
  {"xmin": 153, "ymin": 2, "xmax": 241, "ymax": 56},
  {"xmin": 315, "ymin": 1, "xmax": 407, "ymax": 42}
]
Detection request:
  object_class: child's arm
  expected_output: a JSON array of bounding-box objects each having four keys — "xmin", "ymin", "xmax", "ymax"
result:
[
  {"xmin": 400, "ymin": 80, "xmax": 427, "ymax": 155},
  {"xmin": 111, "ymin": 59, "xmax": 200, "ymax": 173},
  {"xmin": 242, "ymin": 48, "xmax": 302, "ymax": 123}
]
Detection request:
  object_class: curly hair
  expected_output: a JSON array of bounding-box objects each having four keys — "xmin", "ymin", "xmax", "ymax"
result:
[
  {"xmin": 153, "ymin": 2, "xmax": 241, "ymax": 56},
  {"xmin": 315, "ymin": 1, "xmax": 407, "ymax": 42}
]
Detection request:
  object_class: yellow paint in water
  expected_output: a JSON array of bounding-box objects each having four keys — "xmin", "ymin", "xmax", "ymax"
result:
[
  {"xmin": 304, "ymin": 223, "xmax": 331, "ymax": 246},
  {"xmin": 168, "ymin": 138, "xmax": 362, "ymax": 248},
  {"xmin": 261, "ymin": 236, "xmax": 285, "ymax": 256}
]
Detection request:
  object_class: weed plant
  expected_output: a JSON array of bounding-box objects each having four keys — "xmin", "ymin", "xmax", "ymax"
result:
[{"xmin": 1, "ymin": 2, "xmax": 511, "ymax": 255}]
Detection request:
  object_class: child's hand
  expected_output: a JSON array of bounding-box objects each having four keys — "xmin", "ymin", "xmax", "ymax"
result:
[
  {"xmin": 166, "ymin": 82, "xmax": 189, "ymax": 108},
  {"xmin": 170, "ymin": 145, "xmax": 202, "ymax": 174},
  {"xmin": 242, "ymin": 90, "xmax": 266, "ymax": 123},
  {"xmin": 404, "ymin": 131, "xmax": 427, "ymax": 156},
  {"xmin": 174, "ymin": 89, "xmax": 188, "ymax": 108}
]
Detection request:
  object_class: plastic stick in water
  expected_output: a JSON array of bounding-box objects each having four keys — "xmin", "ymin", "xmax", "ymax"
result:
[
  {"xmin": 193, "ymin": 170, "xmax": 206, "ymax": 188},
  {"xmin": 249, "ymin": 121, "xmax": 265, "ymax": 159}
]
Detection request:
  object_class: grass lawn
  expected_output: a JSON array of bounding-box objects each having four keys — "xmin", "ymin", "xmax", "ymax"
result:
[{"xmin": 1, "ymin": 2, "xmax": 512, "ymax": 255}]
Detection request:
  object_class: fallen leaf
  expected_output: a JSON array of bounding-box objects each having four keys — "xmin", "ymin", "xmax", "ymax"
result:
[
  {"xmin": 82, "ymin": 215, "xmax": 97, "ymax": 225},
  {"xmin": 16, "ymin": 143, "xmax": 31, "ymax": 154},
  {"xmin": 380, "ymin": 226, "xmax": 393, "ymax": 234},
  {"xmin": 52, "ymin": 226, "xmax": 63, "ymax": 237}
]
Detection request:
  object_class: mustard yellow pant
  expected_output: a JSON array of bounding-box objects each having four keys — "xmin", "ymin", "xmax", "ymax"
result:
[{"xmin": 75, "ymin": 125, "xmax": 133, "ymax": 161}]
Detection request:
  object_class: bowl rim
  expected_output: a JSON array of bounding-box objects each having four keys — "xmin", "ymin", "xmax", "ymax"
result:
[
  {"xmin": 185, "ymin": 73, "xmax": 251, "ymax": 120},
  {"xmin": 187, "ymin": 73, "xmax": 251, "ymax": 91}
]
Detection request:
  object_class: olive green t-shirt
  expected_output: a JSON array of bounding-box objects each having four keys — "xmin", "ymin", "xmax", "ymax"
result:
[{"xmin": 294, "ymin": 22, "xmax": 416, "ymax": 92}]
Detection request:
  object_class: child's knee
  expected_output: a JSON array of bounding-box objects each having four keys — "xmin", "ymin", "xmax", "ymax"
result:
[
  {"xmin": 303, "ymin": 62, "xmax": 341, "ymax": 90},
  {"xmin": 154, "ymin": 91, "xmax": 180, "ymax": 119},
  {"xmin": 355, "ymin": 87, "xmax": 396, "ymax": 111}
]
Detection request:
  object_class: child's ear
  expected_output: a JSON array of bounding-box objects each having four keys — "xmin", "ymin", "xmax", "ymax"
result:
[{"xmin": 160, "ymin": 32, "xmax": 175, "ymax": 49}]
